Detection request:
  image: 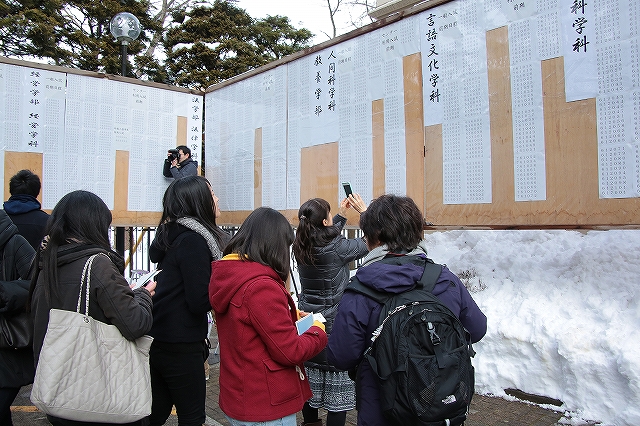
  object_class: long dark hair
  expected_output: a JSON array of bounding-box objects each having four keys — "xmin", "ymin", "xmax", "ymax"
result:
[
  {"xmin": 292, "ymin": 198, "xmax": 340, "ymax": 265},
  {"xmin": 157, "ymin": 175, "xmax": 228, "ymax": 249},
  {"xmin": 29, "ymin": 190, "xmax": 114, "ymax": 302},
  {"xmin": 223, "ymin": 207, "xmax": 294, "ymax": 282},
  {"xmin": 359, "ymin": 194, "xmax": 424, "ymax": 253}
]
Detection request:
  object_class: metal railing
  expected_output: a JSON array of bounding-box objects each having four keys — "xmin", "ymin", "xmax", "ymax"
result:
[{"xmin": 112, "ymin": 225, "xmax": 363, "ymax": 279}]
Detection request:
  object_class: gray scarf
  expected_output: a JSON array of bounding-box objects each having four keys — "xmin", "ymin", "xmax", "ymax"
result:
[
  {"xmin": 360, "ymin": 239, "xmax": 430, "ymax": 267},
  {"xmin": 176, "ymin": 217, "xmax": 223, "ymax": 260}
]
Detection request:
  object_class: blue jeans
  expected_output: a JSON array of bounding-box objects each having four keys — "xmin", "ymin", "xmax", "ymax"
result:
[{"xmin": 225, "ymin": 413, "xmax": 297, "ymax": 426}]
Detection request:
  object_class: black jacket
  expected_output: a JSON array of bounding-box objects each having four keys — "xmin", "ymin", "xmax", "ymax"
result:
[
  {"xmin": 149, "ymin": 222, "xmax": 214, "ymax": 343},
  {"xmin": 0, "ymin": 209, "xmax": 36, "ymax": 388},
  {"xmin": 297, "ymin": 215, "xmax": 368, "ymax": 370}
]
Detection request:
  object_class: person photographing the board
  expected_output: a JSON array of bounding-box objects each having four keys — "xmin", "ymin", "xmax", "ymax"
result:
[{"xmin": 163, "ymin": 145, "xmax": 198, "ymax": 179}]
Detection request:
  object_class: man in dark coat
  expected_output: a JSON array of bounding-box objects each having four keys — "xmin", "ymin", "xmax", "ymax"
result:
[
  {"xmin": 162, "ymin": 145, "xmax": 198, "ymax": 179},
  {"xmin": 3, "ymin": 170, "xmax": 49, "ymax": 250},
  {"xmin": 0, "ymin": 209, "xmax": 36, "ymax": 425}
]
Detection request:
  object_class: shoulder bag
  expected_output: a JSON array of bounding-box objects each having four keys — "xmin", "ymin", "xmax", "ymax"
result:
[
  {"xmin": 0, "ymin": 310, "xmax": 32, "ymax": 349},
  {"xmin": 30, "ymin": 253, "xmax": 153, "ymax": 423}
]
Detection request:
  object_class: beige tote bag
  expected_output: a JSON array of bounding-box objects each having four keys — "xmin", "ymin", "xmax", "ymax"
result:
[{"xmin": 31, "ymin": 253, "xmax": 153, "ymax": 423}]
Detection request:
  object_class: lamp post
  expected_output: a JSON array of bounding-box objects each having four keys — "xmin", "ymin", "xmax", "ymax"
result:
[
  {"xmin": 109, "ymin": 11, "xmax": 140, "ymax": 256},
  {"xmin": 109, "ymin": 12, "xmax": 141, "ymax": 77}
]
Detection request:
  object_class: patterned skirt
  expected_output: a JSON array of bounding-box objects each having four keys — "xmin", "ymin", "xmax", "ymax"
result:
[{"xmin": 305, "ymin": 366, "xmax": 356, "ymax": 412}]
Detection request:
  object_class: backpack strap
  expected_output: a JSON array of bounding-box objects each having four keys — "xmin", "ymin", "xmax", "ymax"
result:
[{"xmin": 416, "ymin": 260, "xmax": 442, "ymax": 293}]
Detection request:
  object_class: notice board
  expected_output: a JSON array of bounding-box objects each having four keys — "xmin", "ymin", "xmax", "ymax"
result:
[
  {"xmin": 0, "ymin": 57, "xmax": 203, "ymax": 226},
  {"xmin": 205, "ymin": 0, "xmax": 640, "ymax": 227}
]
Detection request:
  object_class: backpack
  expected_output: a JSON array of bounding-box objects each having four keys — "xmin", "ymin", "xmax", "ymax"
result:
[{"xmin": 346, "ymin": 255, "xmax": 475, "ymax": 426}]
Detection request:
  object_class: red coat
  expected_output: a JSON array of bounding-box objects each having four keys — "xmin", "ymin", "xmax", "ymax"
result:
[{"xmin": 209, "ymin": 256, "xmax": 327, "ymax": 422}]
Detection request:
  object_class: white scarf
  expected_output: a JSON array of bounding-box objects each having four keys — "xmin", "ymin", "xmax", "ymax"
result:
[
  {"xmin": 359, "ymin": 239, "xmax": 430, "ymax": 268},
  {"xmin": 176, "ymin": 217, "xmax": 223, "ymax": 260}
]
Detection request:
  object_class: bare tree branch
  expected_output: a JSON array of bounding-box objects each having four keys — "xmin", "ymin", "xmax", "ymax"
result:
[{"xmin": 322, "ymin": 0, "xmax": 374, "ymax": 39}]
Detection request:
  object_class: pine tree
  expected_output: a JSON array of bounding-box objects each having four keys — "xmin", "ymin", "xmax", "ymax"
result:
[
  {"xmin": 58, "ymin": 0, "xmax": 161, "ymax": 77},
  {"xmin": 0, "ymin": 0, "xmax": 69, "ymax": 63},
  {"xmin": 164, "ymin": 0, "xmax": 313, "ymax": 90}
]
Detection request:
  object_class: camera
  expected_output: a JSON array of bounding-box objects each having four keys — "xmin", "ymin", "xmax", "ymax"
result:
[{"xmin": 168, "ymin": 149, "xmax": 179, "ymax": 161}]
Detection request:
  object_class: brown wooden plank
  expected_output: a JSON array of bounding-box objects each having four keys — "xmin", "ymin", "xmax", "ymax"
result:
[
  {"xmin": 3, "ymin": 151, "xmax": 43, "ymax": 203},
  {"xmin": 424, "ymin": 124, "xmax": 443, "ymax": 224},
  {"xmin": 299, "ymin": 142, "xmax": 343, "ymax": 223},
  {"xmin": 403, "ymin": 52, "xmax": 426, "ymax": 212},
  {"xmin": 176, "ymin": 116, "xmax": 187, "ymax": 146},
  {"xmin": 218, "ymin": 210, "xmax": 300, "ymax": 227},
  {"xmin": 111, "ymin": 150, "xmax": 162, "ymax": 226},
  {"xmin": 254, "ymin": 128, "xmax": 263, "ymax": 208},
  {"xmin": 372, "ymin": 99, "xmax": 386, "ymax": 198},
  {"xmin": 487, "ymin": 26, "xmax": 515, "ymax": 207}
]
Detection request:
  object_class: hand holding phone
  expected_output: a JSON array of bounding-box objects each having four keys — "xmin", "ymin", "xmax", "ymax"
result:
[
  {"xmin": 346, "ymin": 193, "xmax": 367, "ymax": 214},
  {"xmin": 342, "ymin": 182, "xmax": 353, "ymax": 197}
]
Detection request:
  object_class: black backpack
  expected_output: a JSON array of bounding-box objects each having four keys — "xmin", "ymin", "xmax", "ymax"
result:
[{"xmin": 346, "ymin": 255, "xmax": 475, "ymax": 426}]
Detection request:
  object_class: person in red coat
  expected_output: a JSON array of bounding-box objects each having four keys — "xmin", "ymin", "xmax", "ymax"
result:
[{"xmin": 209, "ymin": 207, "xmax": 327, "ymax": 426}]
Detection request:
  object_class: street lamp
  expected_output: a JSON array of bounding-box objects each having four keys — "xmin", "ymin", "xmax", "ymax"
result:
[{"xmin": 110, "ymin": 12, "xmax": 141, "ymax": 77}]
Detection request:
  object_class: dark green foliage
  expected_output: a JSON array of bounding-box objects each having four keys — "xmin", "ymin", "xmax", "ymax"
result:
[
  {"xmin": 0, "ymin": 0, "xmax": 69, "ymax": 62},
  {"xmin": 0, "ymin": 0, "xmax": 313, "ymax": 88},
  {"xmin": 164, "ymin": 1, "xmax": 313, "ymax": 90},
  {"xmin": 58, "ymin": 0, "xmax": 161, "ymax": 77}
]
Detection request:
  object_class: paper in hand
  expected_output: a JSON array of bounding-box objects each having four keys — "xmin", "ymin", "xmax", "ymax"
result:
[
  {"xmin": 131, "ymin": 269, "xmax": 161, "ymax": 290},
  {"xmin": 296, "ymin": 312, "xmax": 326, "ymax": 335}
]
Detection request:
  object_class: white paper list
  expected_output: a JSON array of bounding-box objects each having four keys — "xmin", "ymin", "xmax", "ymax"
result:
[{"xmin": 510, "ymin": 18, "xmax": 547, "ymax": 202}]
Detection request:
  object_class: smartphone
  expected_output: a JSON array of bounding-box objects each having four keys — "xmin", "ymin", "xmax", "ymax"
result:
[{"xmin": 342, "ymin": 182, "xmax": 353, "ymax": 197}]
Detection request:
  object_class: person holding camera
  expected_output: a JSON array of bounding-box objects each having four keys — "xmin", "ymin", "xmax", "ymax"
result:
[{"xmin": 163, "ymin": 145, "xmax": 198, "ymax": 179}]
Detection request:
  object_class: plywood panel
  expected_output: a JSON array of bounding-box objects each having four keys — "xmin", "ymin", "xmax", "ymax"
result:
[
  {"xmin": 112, "ymin": 150, "xmax": 161, "ymax": 226},
  {"xmin": 372, "ymin": 100, "xmax": 386, "ymax": 198},
  {"xmin": 424, "ymin": 124, "xmax": 443, "ymax": 224},
  {"xmin": 404, "ymin": 52, "xmax": 426, "ymax": 213},
  {"xmin": 254, "ymin": 128, "xmax": 263, "ymax": 208},
  {"xmin": 424, "ymin": 26, "xmax": 640, "ymax": 226},
  {"xmin": 218, "ymin": 210, "xmax": 299, "ymax": 227},
  {"xmin": 176, "ymin": 116, "xmax": 187, "ymax": 145},
  {"xmin": 487, "ymin": 26, "xmax": 515, "ymax": 208},
  {"xmin": 113, "ymin": 150, "xmax": 129, "ymax": 216},
  {"xmin": 4, "ymin": 151, "xmax": 43, "ymax": 203},
  {"xmin": 175, "ymin": 115, "xmax": 202, "ymax": 176},
  {"xmin": 300, "ymin": 142, "xmax": 347, "ymax": 222}
]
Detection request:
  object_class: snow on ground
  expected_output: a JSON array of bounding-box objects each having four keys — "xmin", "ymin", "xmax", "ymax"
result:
[{"xmin": 421, "ymin": 229, "xmax": 640, "ymax": 426}]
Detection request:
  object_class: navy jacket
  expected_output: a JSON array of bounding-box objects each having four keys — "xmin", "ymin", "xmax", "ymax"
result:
[
  {"xmin": 327, "ymin": 254, "xmax": 487, "ymax": 426},
  {"xmin": 3, "ymin": 194, "xmax": 49, "ymax": 250}
]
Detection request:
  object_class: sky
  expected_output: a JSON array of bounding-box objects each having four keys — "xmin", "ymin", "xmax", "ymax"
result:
[
  {"xmin": 234, "ymin": 0, "xmax": 371, "ymax": 46},
  {"xmin": 291, "ymin": 229, "xmax": 640, "ymax": 426}
]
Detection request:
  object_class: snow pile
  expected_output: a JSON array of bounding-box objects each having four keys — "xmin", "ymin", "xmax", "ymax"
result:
[{"xmin": 423, "ymin": 230, "xmax": 640, "ymax": 426}]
